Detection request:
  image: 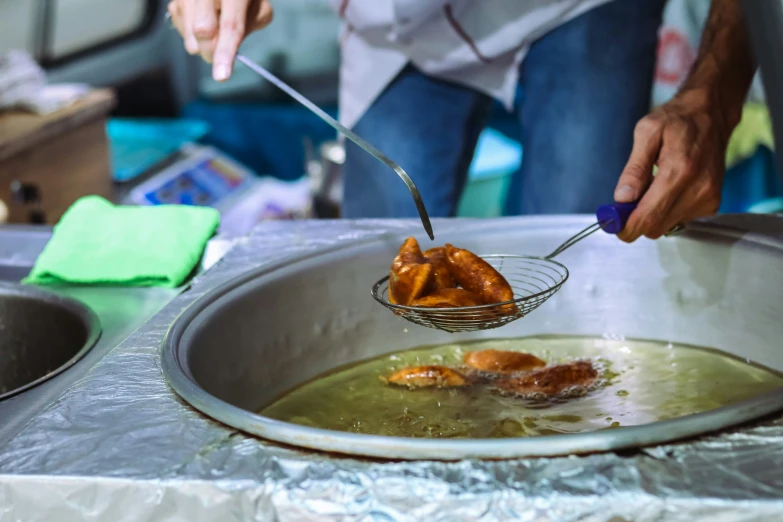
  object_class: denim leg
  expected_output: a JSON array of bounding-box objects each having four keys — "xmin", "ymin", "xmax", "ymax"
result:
[
  {"xmin": 506, "ymin": 0, "xmax": 666, "ymax": 215},
  {"xmin": 342, "ymin": 65, "xmax": 492, "ymax": 219}
]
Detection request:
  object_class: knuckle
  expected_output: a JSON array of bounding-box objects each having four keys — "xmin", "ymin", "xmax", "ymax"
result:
[
  {"xmin": 634, "ymin": 118, "xmax": 658, "ymax": 139},
  {"xmin": 623, "ymin": 164, "xmax": 647, "ymax": 182},
  {"xmin": 654, "ymin": 167, "xmax": 676, "ymax": 184},
  {"xmin": 662, "ymin": 121, "xmax": 686, "ymax": 142},
  {"xmin": 220, "ymin": 17, "xmax": 245, "ymax": 35},
  {"xmin": 638, "ymin": 219, "xmax": 656, "ymax": 235},
  {"xmin": 638, "ymin": 213, "xmax": 663, "ymax": 236},
  {"xmin": 672, "ymin": 118, "xmax": 689, "ymax": 131},
  {"xmin": 679, "ymin": 157, "xmax": 697, "ymax": 177},
  {"xmin": 193, "ymin": 19, "xmax": 217, "ymax": 38},
  {"xmin": 260, "ymin": 5, "xmax": 274, "ymax": 26}
]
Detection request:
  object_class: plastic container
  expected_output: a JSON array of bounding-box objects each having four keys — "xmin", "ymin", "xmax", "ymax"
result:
[
  {"xmin": 107, "ymin": 119, "xmax": 210, "ymax": 182},
  {"xmin": 719, "ymin": 146, "xmax": 781, "ymax": 214},
  {"xmin": 457, "ymin": 128, "xmax": 521, "ymax": 218},
  {"xmin": 182, "ymin": 101, "xmax": 337, "ymax": 181},
  {"xmin": 747, "ymin": 198, "xmax": 783, "ymax": 214}
]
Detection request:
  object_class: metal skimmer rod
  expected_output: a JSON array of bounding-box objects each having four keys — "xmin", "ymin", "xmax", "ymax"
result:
[{"xmin": 236, "ymin": 55, "xmax": 435, "ymax": 240}]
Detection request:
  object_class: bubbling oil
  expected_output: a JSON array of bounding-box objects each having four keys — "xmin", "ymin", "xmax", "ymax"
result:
[{"xmin": 260, "ymin": 336, "xmax": 783, "ymax": 439}]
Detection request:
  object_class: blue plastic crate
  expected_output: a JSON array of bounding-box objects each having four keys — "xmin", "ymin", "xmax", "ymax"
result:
[
  {"xmin": 107, "ymin": 118, "xmax": 210, "ymax": 183},
  {"xmin": 457, "ymin": 129, "xmax": 521, "ymax": 217},
  {"xmin": 182, "ymin": 101, "xmax": 337, "ymax": 181},
  {"xmin": 719, "ymin": 146, "xmax": 781, "ymax": 214}
]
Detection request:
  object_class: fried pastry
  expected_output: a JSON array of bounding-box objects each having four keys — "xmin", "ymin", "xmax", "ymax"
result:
[
  {"xmin": 388, "ymin": 237, "xmax": 433, "ymax": 306},
  {"xmin": 494, "ymin": 361, "xmax": 598, "ymax": 396},
  {"xmin": 444, "ymin": 244, "xmax": 517, "ymax": 314},
  {"xmin": 385, "ymin": 365, "xmax": 467, "ymax": 388},
  {"xmin": 423, "ymin": 247, "xmax": 456, "ymax": 291},
  {"xmin": 399, "ymin": 236, "xmax": 424, "ymax": 257},
  {"xmin": 411, "ymin": 288, "xmax": 481, "ymax": 308},
  {"xmin": 463, "ymin": 349, "xmax": 546, "ymax": 374}
]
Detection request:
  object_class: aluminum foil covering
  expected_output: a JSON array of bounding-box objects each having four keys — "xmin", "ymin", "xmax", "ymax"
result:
[{"xmin": 2, "ymin": 219, "xmax": 783, "ymax": 522}]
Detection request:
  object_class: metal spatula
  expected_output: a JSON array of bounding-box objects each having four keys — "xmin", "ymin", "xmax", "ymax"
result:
[{"xmin": 235, "ymin": 55, "xmax": 435, "ymax": 240}]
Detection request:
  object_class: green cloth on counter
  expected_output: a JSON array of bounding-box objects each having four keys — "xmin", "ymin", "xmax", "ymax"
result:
[{"xmin": 24, "ymin": 196, "xmax": 220, "ymax": 288}]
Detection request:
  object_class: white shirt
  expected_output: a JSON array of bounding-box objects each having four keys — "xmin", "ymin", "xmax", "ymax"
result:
[{"xmin": 329, "ymin": 0, "xmax": 614, "ymax": 129}]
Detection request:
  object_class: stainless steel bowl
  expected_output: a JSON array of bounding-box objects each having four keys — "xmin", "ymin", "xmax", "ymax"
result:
[
  {"xmin": 162, "ymin": 215, "xmax": 783, "ymax": 460},
  {"xmin": 0, "ymin": 283, "xmax": 101, "ymax": 400}
]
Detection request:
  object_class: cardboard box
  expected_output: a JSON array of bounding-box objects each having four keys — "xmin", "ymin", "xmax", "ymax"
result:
[{"xmin": 0, "ymin": 89, "xmax": 115, "ymax": 224}]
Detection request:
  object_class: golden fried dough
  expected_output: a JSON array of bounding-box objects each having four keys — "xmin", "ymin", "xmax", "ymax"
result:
[
  {"xmin": 444, "ymin": 244, "xmax": 516, "ymax": 314},
  {"xmin": 423, "ymin": 247, "xmax": 456, "ymax": 291},
  {"xmin": 388, "ymin": 238, "xmax": 433, "ymax": 306},
  {"xmin": 463, "ymin": 349, "xmax": 546, "ymax": 374},
  {"xmin": 385, "ymin": 365, "xmax": 467, "ymax": 388},
  {"xmin": 411, "ymin": 288, "xmax": 481, "ymax": 308},
  {"xmin": 494, "ymin": 361, "xmax": 598, "ymax": 396},
  {"xmin": 399, "ymin": 236, "xmax": 424, "ymax": 257}
]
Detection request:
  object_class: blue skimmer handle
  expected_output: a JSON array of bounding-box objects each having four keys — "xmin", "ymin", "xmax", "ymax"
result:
[{"xmin": 596, "ymin": 202, "xmax": 638, "ymax": 235}]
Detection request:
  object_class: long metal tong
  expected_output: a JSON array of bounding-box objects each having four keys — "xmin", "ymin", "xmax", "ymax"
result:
[{"xmin": 236, "ymin": 55, "xmax": 434, "ymax": 240}]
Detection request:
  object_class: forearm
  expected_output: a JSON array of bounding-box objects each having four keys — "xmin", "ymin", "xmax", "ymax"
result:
[{"xmin": 676, "ymin": 0, "xmax": 756, "ymax": 133}]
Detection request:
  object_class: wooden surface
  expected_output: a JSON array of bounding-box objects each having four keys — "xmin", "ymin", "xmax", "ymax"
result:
[
  {"xmin": 0, "ymin": 89, "xmax": 116, "ymax": 162},
  {"xmin": 0, "ymin": 89, "xmax": 116, "ymax": 224}
]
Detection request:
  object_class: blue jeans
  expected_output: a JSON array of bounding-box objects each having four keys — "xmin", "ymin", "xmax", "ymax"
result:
[{"xmin": 342, "ymin": 0, "xmax": 666, "ymax": 218}]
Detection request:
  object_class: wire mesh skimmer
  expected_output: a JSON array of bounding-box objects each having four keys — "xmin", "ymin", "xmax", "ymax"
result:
[{"xmin": 372, "ymin": 202, "xmax": 667, "ymax": 333}]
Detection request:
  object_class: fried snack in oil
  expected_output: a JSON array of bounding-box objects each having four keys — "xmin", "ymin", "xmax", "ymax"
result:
[
  {"xmin": 411, "ymin": 288, "xmax": 481, "ymax": 308},
  {"xmin": 423, "ymin": 247, "xmax": 456, "ymax": 291},
  {"xmin": 385, "ymin": 365, "xmax": 467, "ymax": 388},
  {"xmin": 463, "ymin": 349, "xmax": 546, "ymax": 374},
  {"xmin": 495, "ymin": 361, "xmax": 597, "ymax": 396},
  {"xmin": 388, "ymin": 237, "xmax": 433, "ymax": 306},
  {"xmin": 444, "ymin": 244, "xmax": 517, "ymax": 314}
]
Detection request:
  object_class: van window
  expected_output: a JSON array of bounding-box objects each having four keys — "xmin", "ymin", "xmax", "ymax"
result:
[{"xmin": 44, "ymin": 0, "xmax": 157, "ymax": 64}]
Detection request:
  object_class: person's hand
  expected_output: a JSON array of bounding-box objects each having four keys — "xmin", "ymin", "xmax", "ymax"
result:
[
  {"xmin": 168, "ymin": 0, "xmax": 273, "ymax": 81},
  {"xmin": 613, "ymin": 91, "xmax": 734, "ymax": 242}
]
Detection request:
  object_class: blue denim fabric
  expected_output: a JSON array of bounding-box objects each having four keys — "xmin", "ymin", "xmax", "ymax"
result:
[{"xmin": 342, "ymin": 0, "xmax": 666, "ymax": 218}]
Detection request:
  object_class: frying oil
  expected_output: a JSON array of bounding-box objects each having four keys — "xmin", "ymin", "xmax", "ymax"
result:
[{"xmin": 260, "ymin": 336, "xmax": 783, "ymax": 439}]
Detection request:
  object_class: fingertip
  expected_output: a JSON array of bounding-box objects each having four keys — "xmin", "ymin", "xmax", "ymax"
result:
[
  {"xmin": 213, "ymin": 63, "xmax": 231, "ymax": 81},
  {"xmin": 617, "ymin": 219, "xmax": 642, "ymax": 243},
  {"xmin": 185, "ymin": 37, "xmax": 199, "ymax": 54},
  {"xmin": 617, "ymin": 226, "xmax": 633, "ymax": 242}
]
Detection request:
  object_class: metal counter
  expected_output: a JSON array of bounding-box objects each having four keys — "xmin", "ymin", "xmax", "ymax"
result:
[
  {"xmin": 0, "ymin": 226, "xmax": 183, "ymax": 445},
  {"xmin": 1, "ymin": 218, "xmax": 783, "ymax": 522}
]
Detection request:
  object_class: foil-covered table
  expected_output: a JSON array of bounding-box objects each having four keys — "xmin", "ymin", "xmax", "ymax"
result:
[{"xmin": 1, "ymin": 219, "xmax": 782, "ymax": 522}]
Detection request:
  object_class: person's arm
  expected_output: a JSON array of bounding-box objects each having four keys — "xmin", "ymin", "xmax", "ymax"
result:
[
  {"xmin": 168, "ymin": 0, "xmax": 274, "ymax": 82},
  {"xmin": 614, "ymin": 0, "xmax": 756, "ymax": 242}
]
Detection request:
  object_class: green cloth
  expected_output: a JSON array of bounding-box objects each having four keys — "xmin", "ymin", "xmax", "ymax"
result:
[{"xmin": 24, "ymin": 196, "xmax": 220, "ymax": 288}]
